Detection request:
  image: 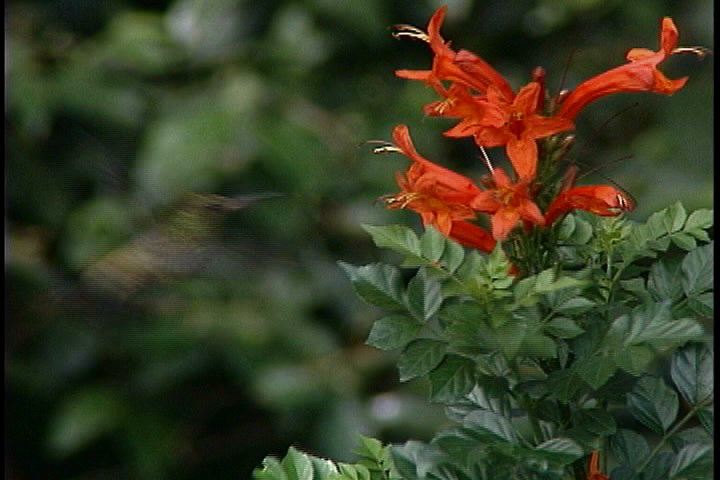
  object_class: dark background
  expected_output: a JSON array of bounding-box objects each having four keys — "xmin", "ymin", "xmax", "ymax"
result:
[{"xmin": 6, "ymin": 1, "xmax": 713, "ymax": 478}]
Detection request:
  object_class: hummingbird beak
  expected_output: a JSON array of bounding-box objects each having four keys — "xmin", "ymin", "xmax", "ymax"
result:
[{"xmin": 222, "ymin": 192, "xmax": 284, "ymax": 210}]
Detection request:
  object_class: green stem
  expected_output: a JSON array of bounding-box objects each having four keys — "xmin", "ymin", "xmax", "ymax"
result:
[{"xmin": 630, "ymin": 398, "xmax": 713, "ymax": 479}]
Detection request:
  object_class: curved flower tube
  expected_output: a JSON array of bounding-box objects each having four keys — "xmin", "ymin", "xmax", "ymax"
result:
[
  {"xmin": 394, "ymin": 6, "xmax": 513, "ymax": 99},
  {"xmin": 544, "ymin": 185, "xmax": 634, "ymax": 225},
  {"xmin": 557, "ymin": 17, "xmax": 710, "ymax": 120}
]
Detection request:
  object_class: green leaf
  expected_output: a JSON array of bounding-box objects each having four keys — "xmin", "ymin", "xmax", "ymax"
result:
[
  {"xmin": 575, "ymin": 408, "xmax": 617, "ymax": 436},
  {"xmin": 544, "ymin": 317, "xmax": 585, "ymax": 339},
  {"xmin": 605, "ymin": 301, "xmax": 704, "ymax": 349},
  {"xmin": 681, "ymin": 242, "xmax": 713, "ymax": 296},
  {"xmin": 397, "ymin": 339, "xmax": 447, "ymax": 382},
  {"xmin": 406, "ymin": 269, "xmax": 443, "ymax": 322},
  {"xmin": 254, "ymin": 457, "xmax": 287, "ymax": 480},
  {"xmin": 670, "ymin": 427, "xmax": 712, "ymax": 453},
  {"xmin": 671, "ymin": 343, "xmax": 713, "ymax": 406},
  {"xmin": 361, "ymin": 224, "xmax": 420, "ymax": 258},
  {"xmin": 532, "ymin": 438, "xmax": 583, "ymax": 465},
  {"xmin": 613, "ymin": 345, "xmax": 655, "ymax": 375},
  {"xmin": 545, "ymin": 370, "xmax": 583, "ymax": 402},
  {"xmin": 575, "ymin": 355, "xmax": 617, "ymax": 390},
  {"xmin": 366, "ymin": 315, "xmax": 421, "ymax": 351},
  {"xmin": 439, "ymin": 238, "xmax": 465, "ymax": 274},
  {"xmin": 697, "ymin": 407, "xmax": 713, "ymax": 436},
  {"xmin": 282, "ymin": 447, "xmax": 315, "ymax": 480},
  {"xmin": 671, "ymin": 231, "xmax": 698, "ymax": 250},
  {"xmin": 648, "ymin": 259, "xmax": 684, "ymax": 302},
  {"xmin": 627, "ymin": 376, "xmax": 679, "ymax": 434},
  {"xmin": 664, "ymin": 202, "xmax": 687, "ymax": 233},
  {"xmin": 463, "ymin": 409, "xmax": 518, "ymax": 444},
  {"xmin": 684, "ymin": 209, "xmax": 713, "ymax": 240},
  {"xmin": 669, "ymin": 444, "xmax": 713, "ymax": 479},
  {"xmin": 610, "ymin": 429, "xmax": 651, "ymax": 470},
  {"xmin": 687, "ymin": 292, "xmax": 713, "ymax": 317},
  {"xmin": 419, "ymin": 226, "xmax": 445, "ymax": 263},
  {"xmin": 391, "ymin": 441, "xmax": 445, "ymax": 480},
  {"xmin": 642, "ymin": 452, "xmax": 676, "ymax": 480},
  {"xmin": 428, "ymin": 354, "xmax": 476, "ymax": 403},
  {"xmin": 338, "ymin": 262, "xmax": 405, "ymax": 310}
]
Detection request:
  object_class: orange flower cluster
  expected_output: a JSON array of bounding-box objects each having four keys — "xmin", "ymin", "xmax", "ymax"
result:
[{"xmin": 377, "ymin": 6, "xmax": 707, "ymax": 254}]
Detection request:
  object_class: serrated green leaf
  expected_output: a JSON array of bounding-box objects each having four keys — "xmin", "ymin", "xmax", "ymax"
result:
[
  {"xmin": 669, "ymin": 444, "xmax": 713, "ymax": 479},
  {"xmin": 407, "ymin": 269, "xmax": 443, "ymax": 322},
  {"xmin": 463, "ymin": 410, "xmax": 518, "ymax": 444},
  {"xmin": 697, "ymin": 407, "xmax": 713, "ymax": 436},
  {"xmin": 310, "ymin": 457, "xmax": 341, "ymax": 479},
  {"xmin": 439, "ymin": 238, "xmax": 465, "ymax": 274},
  {"xmin": 613, "ymin": 345, "xmax": 655, "ymax": 375},
  {"xmin": 605, "ymin": 301, "xmax": 704, "ymax": 349},
  {"xmin": 610, "ymin": 429, "xmax": 650, "ymax": 470},
  {"xmin": 338, "ymin": 463, "xmax": 371, "ymax": 480},
  {"xmin": 575, "ymin": 355, "xmax": 616, "ymax": 390},
  {"xmin": 254, "ymin": 457, "xmax": 287, "ymax": 480},
  {"xmin": 532, "ymin": 438, "xmax": 583, "ymax": 465},
  {"xmin": 648, "ymin": 259, "xmax": 684, "ymax": 302},
  {"xmin": 671, "ymin": 343, "xmax": 713, "ymax": 406},
  {"xmin": 361, "ymin": 224, "xmax": 420, "ymax": 258},
  {"xmin": 643, "ymin": 452, "xmax": 676, "ymax": 480},
  {"xmin": 684, "ymin": 209, "xmax": 713, "ymax": 239},
  {"xmin": 339, "ymin": 262, "xmax": 406, "ymax": 310},
  {"xmin": 520, "ymin": 332, "xmax": 557, "ymax": 358},
  {"xmin": 627, "ymin": 376, "xmax": 679, "ymax": 433},
  {"xmin": 670, "ymin": 427, "xmax": 712, "ymax": 453},
  {"xmin": 391, "ymin": 441, "xmax": 445, "ymax": 480},
  {"xmin": 671, "ymin": 231, "xmax": 698, "ymax": 250},
  {"xmin": 366, "ymin": 315, "xmax": 421, "ymax": 351},
  {"xmin": 681, "ymin": 242, "xmax": 713, "ymax": 296},
  {"xmin": 428, "ymin": 354, "xmax": 476, "ymax": 403},
  {"xmin": 575, "ymin": 408, "xmax": 617, "ymax": 436},
  {"xmin": 664, "ymin": 202, "xmax": 687, "ymax": 233},
  {"xmin": 397, "ymin": 339, "xmax": 447, "ymax": 382},
  {"xmin": 687, "ymin": 292, "xmax": 713, "ymax": 317},
  {"xmin": 281, "ymin": 447, "xmax": 314, "ymax": 480},
  {"xmin": 544, "ymin": 317, "xmax": 585, "ymax": 339},
  {"xmin": 353, "ymin": 435, "xmax": 384, "ymax": 462},
  {"xmin": 545, "ymin": 370, "xmax": 583, "ymax": 402},
  {"xmin": 419, "ymin": 226, "xmax": 445, "ymax": 263},
  {"xmin": 554, "ymin": 297, "xmax": 597, "ymax": 314}
]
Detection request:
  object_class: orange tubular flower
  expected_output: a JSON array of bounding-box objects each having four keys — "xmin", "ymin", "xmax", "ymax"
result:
[
  {"xmin": 469, "ymin": 167, "xmax": 545, "ymax": 241},
  {"xmin": 544, "ymin": 185, "xmax": 634, "ymax": 225},
  {"xmin": 447, "ymin": 220, "xmax": 496, "ymax": 253},
  {"xmin": 394, "ymin": 6, "xmax": 513, "ymax": 99},
  {"xmin": 587, "ymin": 451, "xmax": 609, "ymax": 480},
  {"xmin": 557, "ymin": 17, "xmax": 710, "ymax": 120},
  {"xmin": 470, "ymin": 82, "xmax": 574, "ymax": 181},
  {"xmin": 379, "ymin": 125, "xmax": 494, "ymax": 251}
]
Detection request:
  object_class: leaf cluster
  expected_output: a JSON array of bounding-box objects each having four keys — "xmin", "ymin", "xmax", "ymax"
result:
[{"xmin": 333, "ymin": 204, "xmax": 713, "ymax": 479}]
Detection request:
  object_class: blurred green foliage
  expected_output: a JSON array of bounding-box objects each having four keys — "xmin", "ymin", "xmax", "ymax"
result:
[{"xmin": 6, "ymin": 0, "xmax": 712, "ymax": 478}]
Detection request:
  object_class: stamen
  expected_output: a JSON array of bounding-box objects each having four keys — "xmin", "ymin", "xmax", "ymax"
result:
[
  {"xmin": 479, "ymin": 146, "xmax": 494, "ymax": 174},
  {"xmin": 392, "ymin": 24, "xmax": 430, "ymax": 42},
  {"xmin": 672, "ymin": 46, "xmax": 713, "ymax": 58},
  {"xmin": 381, "ymin": 192, "xmax": 420, "ymax": 209},
  {"xmin": 372, "ymin": 145, "xmax": 403, "ymax": 154},
  {"xmin": 616, "ymin": 192, "xmax": 633, "ymax": 211}
]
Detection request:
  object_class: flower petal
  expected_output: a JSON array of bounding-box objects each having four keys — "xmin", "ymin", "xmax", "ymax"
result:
[
  {"xmin": 491, "ymin": 208, "xmax": 520, "ymax": 240},
  {"xmin": 506, "ymin": 136, "xmax": 538, "ymax": 181},
  {"xmin": 448, "ymin": 220, "xmax": 495, "ymax": 252}
]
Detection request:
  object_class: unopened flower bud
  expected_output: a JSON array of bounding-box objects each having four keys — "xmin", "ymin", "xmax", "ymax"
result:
[{"xmin": 532, "ymin": 66, "xmax": 546, "ymax": 112}]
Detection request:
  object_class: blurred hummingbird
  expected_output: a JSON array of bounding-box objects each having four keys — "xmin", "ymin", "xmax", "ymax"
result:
[{"xmin": 77, "ymin": 192, "xmax": 282, "ymax": 301}]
